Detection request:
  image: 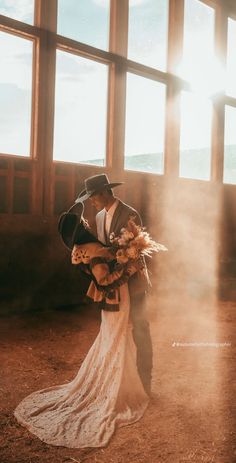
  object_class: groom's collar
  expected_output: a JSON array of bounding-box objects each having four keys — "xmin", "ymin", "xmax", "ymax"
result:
[{"xmin": 105, "ymin": 198, "xmax": 119, "ymax": 216}]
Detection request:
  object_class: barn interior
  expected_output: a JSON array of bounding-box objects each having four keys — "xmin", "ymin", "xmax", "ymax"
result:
[{"xmin": 0, "ymin": 1, "xmax": 236, "ymax": 462}]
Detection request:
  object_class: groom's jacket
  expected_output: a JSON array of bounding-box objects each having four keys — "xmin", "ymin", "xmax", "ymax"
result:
[{"xmin": 96, "ymin": 199, "xmax": 150, "ymax": 295}]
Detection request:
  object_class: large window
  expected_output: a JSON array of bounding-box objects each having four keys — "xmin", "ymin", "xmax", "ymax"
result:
[
  {"xmin": 178, "ymin": 0, "xmax": 215, "ymax": 181},
  {"xmin": 0, "ymin": 0, "xmax": 34, "ymax": 24},
  {"xmin": 180, "ymin": 0, "xmax": 215, "ymax": 93},
  {"xmin": 1, "ymin": 0, "xmax": 236, "ymax": 216},
  {"xmin": 224, "ymin": 16, "xmax": 236, "ymax": 184},
  {"xmin": 226, "ymin": 18, "xmax": 236, "ymax": 98},
  {"xmin": 0, "ymin": 31, "xmax": 33, "ymax": 156},
  {"xmin": 128, "ymin": 0, "xmax": 169, "ymax": 71},
  {"xmin": 179, "ymin": 91, "xmax": 212, "ymax": 181},
  {"xmin": 57, "ymin": 0, "xmax": 110, "ymax": 51},
  {"xmin": 224, "ymin": 106, "xmax": 236, "ymax": 185},
  {"xmin": 53, "ymin": 51, "xmax": 108, "ymax": 165},
  {"xmin": 125, "ymin": 73, "xmax": 166, "ymax": 174}
]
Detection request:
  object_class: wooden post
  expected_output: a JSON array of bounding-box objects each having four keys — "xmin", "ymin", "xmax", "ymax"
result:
[
  {"xmin": 34, "ymin": 0, "xmax": 57, "ymax": 216},
  {"xmin": 107, "ymin": 0, "xmax": 129, "ymax": 179},
  {"xmin": 211, "ymin": 3, "xmax": 228, "ymax": 183},
  {"xmin": 164, "ymin": 0, "xmax": 184, "ymax": 178}
]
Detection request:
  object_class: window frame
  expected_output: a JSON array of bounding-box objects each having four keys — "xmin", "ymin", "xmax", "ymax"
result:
[{"xmin": 0, "ymin": 0, "xmax": 236, "ymax": 216}]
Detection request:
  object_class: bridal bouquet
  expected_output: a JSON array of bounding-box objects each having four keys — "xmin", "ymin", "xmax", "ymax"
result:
[{"xmin": 109, "ymin": 217, "xmax": 167, "ymax": 267}]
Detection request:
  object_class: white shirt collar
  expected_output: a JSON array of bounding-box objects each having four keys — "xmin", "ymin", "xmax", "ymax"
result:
[{"xmin": 106, "ymin": 198, "xmax": 119, "ymax": 218}]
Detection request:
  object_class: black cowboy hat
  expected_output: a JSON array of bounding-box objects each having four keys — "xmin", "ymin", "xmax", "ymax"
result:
[
  {"xmin": 58, "ymin": 202, "xmax": 97, "ymax": 251},
  {"xmin": 75, "ymin": 173, "xmax": 123, "ymax": 203}
]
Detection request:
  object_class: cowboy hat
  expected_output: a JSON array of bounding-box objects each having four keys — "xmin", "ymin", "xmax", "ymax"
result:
[
  {"xmin": 58, "ymin": 202, "xmax": 97, "ymax": 250},
  {"xmin": 75, "ymin": 173, "xmax": 123, "ymax": 203}
]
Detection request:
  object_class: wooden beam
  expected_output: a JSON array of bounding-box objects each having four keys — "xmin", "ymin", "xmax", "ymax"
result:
[
  {"xmin": 0, "ymin": 14, "xmax": 41, "ymax": 37},
  {"xmin": 107, "ymin": 0, "xmax": 128, "ymax": 176},
  {"xmin": 211, "ymin": 3, "xmax": 228, "ymax": 183},
  {"xmin": 164, "ymin": 0, "xmax": 184, "ymax": 178},
  {"xmin": 34, "ymin": 0, "xmax": 57, "ymax": 215},
  {"xmin": 57, "ymin": 36, "xmax": 115, "ymax": 65}
]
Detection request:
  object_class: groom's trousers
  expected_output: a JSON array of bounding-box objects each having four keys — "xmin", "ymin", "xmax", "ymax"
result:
[{"xmin": 129, "ymin": 291, "xmax": 153, "ymax": 395}]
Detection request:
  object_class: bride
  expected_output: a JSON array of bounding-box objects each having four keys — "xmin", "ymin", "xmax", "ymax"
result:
[{"xmin": 14, "ymin": 205, "xmax": 150, "ymax": 448}]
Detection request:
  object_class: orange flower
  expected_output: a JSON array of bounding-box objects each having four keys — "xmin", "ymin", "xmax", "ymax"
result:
[
  {"xmin": 126, "ymin": 246, "xmax": 138, "ymax": 259},
  {"xmin": 116, "ymin": 249, "xmax": 129, "ymax": 264}
]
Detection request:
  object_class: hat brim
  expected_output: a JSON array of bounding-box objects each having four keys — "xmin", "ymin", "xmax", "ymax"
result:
[
  {"xmin": 75, "ymin": 182, "xmax": 124, "ymax": 203},
  {"xmin": 58, "ymin": 202, "xmax": 84, "ymax": 250}
]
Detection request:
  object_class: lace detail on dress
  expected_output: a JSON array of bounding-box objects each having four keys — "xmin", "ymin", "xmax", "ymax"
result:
[{"xmin": 14, "ymin": 284, "xmax": 149, "ymax": 448}]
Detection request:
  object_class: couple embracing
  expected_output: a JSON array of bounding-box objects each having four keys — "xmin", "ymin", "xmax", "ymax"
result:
[{"xmin": 14, "ymin": 173, "xmax": 165, "ymax": 448}]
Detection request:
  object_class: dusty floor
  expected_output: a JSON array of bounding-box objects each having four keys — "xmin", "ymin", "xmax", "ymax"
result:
[{"xmin": 0, "ymin": 295, "xmax": 235, "ymax": 463}]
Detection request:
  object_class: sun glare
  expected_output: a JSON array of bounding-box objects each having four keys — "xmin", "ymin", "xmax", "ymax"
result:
[
  {"xmin": 178, "ymin": 57, "xmax": 226, "ymax": 97},
  {"xmin": 178, "ymin": 0, "xmax": 226, "ymax": 97}
]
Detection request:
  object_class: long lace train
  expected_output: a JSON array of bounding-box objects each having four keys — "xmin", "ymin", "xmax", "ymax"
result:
[{"xmin": 14, "ymin": 284, "xmax": 149, "ymax": 448}]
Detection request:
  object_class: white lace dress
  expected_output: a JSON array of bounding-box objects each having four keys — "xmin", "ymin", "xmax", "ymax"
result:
[{"xmin": 14, "ymin": 282, "xmax": 149, "ymax": 448}]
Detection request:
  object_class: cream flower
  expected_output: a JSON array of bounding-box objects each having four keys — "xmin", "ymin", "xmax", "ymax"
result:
[
  {"xmin": 121, "ymin": 230, "xmax": 133, "ymax": 242},
  {"xmin": 109, "ymin": 232, "xmax": 115, "ymax": 242}
]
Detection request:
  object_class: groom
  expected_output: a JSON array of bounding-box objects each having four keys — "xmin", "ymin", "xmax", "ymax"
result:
[{"xmin": 76, "ymin": 173, "xmax": 153, "ymax": 395}]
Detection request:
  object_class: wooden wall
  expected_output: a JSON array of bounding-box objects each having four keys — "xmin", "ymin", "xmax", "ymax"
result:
[{"xmin": 1, "ymin": 161, "xmax": 236, "ymax": 313}]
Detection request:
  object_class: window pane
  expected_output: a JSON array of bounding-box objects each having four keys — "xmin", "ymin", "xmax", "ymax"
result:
[
  {"xmin": 226, "ymin": 18, "xmax": 236, "ymax": 98},
  {"xmin": 57, "ymin": 0, "xmax": 110, "ymax": 51},
  {"xmin": 179, "ymin": 91, "xmax": 212, "ymax": 181},
  {"xmin": 128, "ymin": 0, "xmax": 168, "ymax": 71},
  {"xmin": 125, "ymin": 73, "xmax": 166, "ymax": 174},
  {"xmin": 53, "ymin": 51, "xmax": 108, "ymax": 165},
  {"xmin": 0, "ymin": 31, "xmax": 33, "ymax": 156},
  {"xmin": 224, "ymin": 106, "xmax": 236, "ymax": 185},
  {"xmin": 180, "ymin": 0, "xmax": 215, "ymax": 94},
  {"xmin": 0, "ymin": 0, "xmax": 34, "ymax": 24}
]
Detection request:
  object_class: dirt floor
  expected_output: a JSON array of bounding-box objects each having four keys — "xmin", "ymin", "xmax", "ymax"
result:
[{"xmin": 0, "ymin": 295, "xmax": 235, "ymax": 463}]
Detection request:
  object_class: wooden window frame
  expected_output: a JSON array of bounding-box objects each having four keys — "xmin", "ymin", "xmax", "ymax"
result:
[{"xmin": 0, "ymin": 0, "xmax": 236, "ymax": 216}]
